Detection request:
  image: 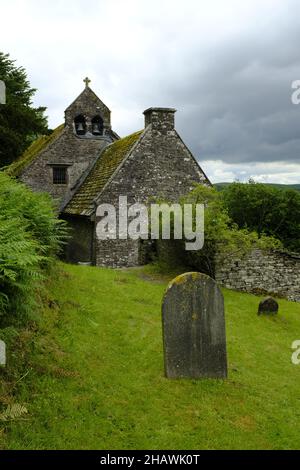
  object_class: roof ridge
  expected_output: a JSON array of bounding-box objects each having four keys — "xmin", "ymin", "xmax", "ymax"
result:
[
  {"xmin": 91, "ymin": 127, "xmax": 149, "ymax": 213},
  {"xmin": 173, "ymin": 129, "xmax": 212, "ymax": 187},
  {"xmin": 5, "ymin": 124, "xmax": 65, "ymax": 177},
  {"xmin": 63, "ymin": 130, "xmax": 143, "ymax": 216}
]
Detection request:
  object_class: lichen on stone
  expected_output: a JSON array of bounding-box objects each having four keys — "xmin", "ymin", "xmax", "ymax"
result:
[{"xmin": 172, "ymin": 272, "xmax": 201, "ymax": 286}]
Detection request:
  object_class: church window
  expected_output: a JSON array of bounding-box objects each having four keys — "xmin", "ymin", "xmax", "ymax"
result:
[
  {"xmin": 74, "ymin": 114, "xmax": 86, "ymax": 135},
  {"xmin": 91, "ymin": 115, "xmax": 104, "ymax": 135},
  {"xmin": 53, "ymin": 166, "xmax": 67, "ymax": 184}
]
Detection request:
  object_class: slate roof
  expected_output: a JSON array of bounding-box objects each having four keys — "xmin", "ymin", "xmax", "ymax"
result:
[
  {"xmin": 63, "ymin": 130, "xmax": 143, "ymax": 216},
  {"xmin": 6, "ymin": 124, "xmax": 64, "ymax": 177}
]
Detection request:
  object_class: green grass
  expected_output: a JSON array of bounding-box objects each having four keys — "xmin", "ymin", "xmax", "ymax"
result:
[{"xmin": 1, "ymin": 262, "xmax": 300, "ymax": 450}]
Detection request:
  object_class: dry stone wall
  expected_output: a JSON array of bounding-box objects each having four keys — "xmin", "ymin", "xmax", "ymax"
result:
[{"xmin": 215, "ymin": 249, "xmax": 300, "ymax": 302}]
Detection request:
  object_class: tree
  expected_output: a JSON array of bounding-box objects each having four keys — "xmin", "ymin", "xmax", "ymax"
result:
[
  {"xmin": 0, "ymin": 52, "xmax": 48, "ymax": 167},
  {"xmin": 221, "ymin": 180, "xmax": 300, "ymax": 252},
  {"xmin": 155, "ymin": 185, "xmax": 281, "ymax": 275}
]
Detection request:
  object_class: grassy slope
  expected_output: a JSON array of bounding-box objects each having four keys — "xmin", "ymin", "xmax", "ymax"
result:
[{"xmin": 1, "ymin": 263, "xmax": 300, "ymax": 450}]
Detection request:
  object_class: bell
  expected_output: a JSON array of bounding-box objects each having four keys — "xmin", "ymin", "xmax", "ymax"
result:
[
  {"xmin": 92, "ymin": 123, "xmax": 101, "ymax": 135},
  {"xmin": 77, "ymin": 123, "xmax": 84, "ymax": 132}
]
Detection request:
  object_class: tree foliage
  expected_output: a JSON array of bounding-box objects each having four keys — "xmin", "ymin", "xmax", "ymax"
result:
[
  {"xmin": 221, "ymin": 180, "xmax": 300, "ymax": 252},
  {"xmin": 0, "ymin": 52, "xmax": 48, "ymax": 167},
  {"xmin": 183, "ymin": 185, "xmax": 280, "ymax": 274},
  {"xmin": 155, "ymin": 185, "xmax": 281, "ymax": 275}
]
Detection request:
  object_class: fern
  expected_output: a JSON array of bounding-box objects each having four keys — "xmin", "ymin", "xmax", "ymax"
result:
[
  {"xmin": 0, "ymin": 404, "xmax": 28, "ymax": 421},
  {"xmin": 0, "ymin": 172, "xmax": 68, "ymax": 324}
]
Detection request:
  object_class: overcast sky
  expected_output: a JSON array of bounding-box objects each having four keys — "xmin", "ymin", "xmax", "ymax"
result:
[{"xmin": 1, "ymin": 0, "xmax": 300, "ymax": 183}]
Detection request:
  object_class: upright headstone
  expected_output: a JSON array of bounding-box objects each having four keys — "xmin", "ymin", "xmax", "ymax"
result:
[
  {"xmin": 162, "ymin": 272, "xmax": 227, "ymax": 379},
  {"xmin": 258, "ymin": 297, "xmax": 279, "ymax": 315}
]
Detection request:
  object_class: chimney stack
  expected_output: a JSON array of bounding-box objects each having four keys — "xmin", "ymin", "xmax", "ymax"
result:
[{"xmin": 143, "ymin": 107, "xmax": 176, "ymax": 132}]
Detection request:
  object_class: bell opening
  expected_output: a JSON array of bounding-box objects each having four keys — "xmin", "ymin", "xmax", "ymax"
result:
[
  {"xmin": 74, "ymin": 114, "xmax": 87, "ymax": 135},
  {"xmin": 91, "ymin": 115, "xmax": 104, "ymax": 136}
]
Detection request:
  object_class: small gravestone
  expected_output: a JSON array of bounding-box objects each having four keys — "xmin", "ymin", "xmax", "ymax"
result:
[
  {"xmin": 258, "ymin": 297, "xmax": 278, "ymax": 315},
  {"xmin": 162, "ymin": 272, "xmax": 227, "ymax": 379}
]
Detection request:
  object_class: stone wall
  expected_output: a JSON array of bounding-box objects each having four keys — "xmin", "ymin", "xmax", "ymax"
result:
[
  {"xmin": 215, "ymin": 249, "xmax": 300, "ymax": 302},
  {"xmin": 20, "ymin": 128, "xmax": 107, "ymax": 204},
  {"xmin": 94, "ymin": 108, "xmax": 210, "ymax": 267},
  {"xmin": 94, "ymin": 238, "xmax": 140, "ymax": 268}
]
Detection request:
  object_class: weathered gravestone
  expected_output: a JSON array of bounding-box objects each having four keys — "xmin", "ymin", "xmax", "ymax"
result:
[
  {"xmin": 258, "ymin": 297, "xmax": 279, "ymax": 315},
  {"xmin": 162, "ymin": 272, "xmax": 227, "ymax": 379}
]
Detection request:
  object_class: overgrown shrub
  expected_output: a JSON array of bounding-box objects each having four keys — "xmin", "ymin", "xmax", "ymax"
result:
[
  {"xmin": 155, "ymin": 185, "xmax": 281, "ymax": 276},
  {"xmin": 0, "ymin": 172, "xmax": 67, "ymax": 325}
]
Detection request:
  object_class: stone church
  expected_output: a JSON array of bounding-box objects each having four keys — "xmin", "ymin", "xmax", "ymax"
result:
[{"xmin": 10, "ymin": 79, "xmax": 210, "ymax": 267}]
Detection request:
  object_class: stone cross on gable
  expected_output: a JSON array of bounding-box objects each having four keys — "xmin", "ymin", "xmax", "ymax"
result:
[{"xmin": 84, "ymin": 77, "xmax": 91, "ymax": 88}]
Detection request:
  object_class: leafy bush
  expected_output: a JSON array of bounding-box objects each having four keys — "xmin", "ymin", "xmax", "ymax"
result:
[
  {"xmin": 155, "ymin": 185, "xmax": 281, "ymax": 276},
  {"xmin": 0, "ymin": 172, "xmax": 67, "ymax": 325}
]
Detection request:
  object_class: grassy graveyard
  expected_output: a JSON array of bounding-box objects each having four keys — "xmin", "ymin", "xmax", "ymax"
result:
[{"xmin": 1, "ymin": 262, "xmax": 300, "ymax": 450}]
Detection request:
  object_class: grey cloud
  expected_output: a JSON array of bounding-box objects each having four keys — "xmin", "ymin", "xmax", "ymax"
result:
[
  {"xmin": 2, "ymin": 0, "xmax": 300, "ymax": 178},
  {"xmin": 126, "ymin": 9, "xmax": 300, "ymax": 166}
]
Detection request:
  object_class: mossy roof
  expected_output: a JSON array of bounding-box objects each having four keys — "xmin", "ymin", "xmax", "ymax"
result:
[
  {"xmin": 64, "ymin": 130, "xmax": 143, "ymax": 216},
  {"xmin": 6, "ymin": 124, "xmax": 64, "ymax": 177}
]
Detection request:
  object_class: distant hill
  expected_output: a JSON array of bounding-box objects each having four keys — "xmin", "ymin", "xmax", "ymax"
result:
[{"xmin": 215, "ymin": 182, "xmax": 300, "ymax": 192}]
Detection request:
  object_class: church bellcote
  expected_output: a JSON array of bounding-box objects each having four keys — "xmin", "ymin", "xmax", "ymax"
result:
[{"xmin": 64, "ymin": 78, "xmax": 113, "ymax": 141}]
